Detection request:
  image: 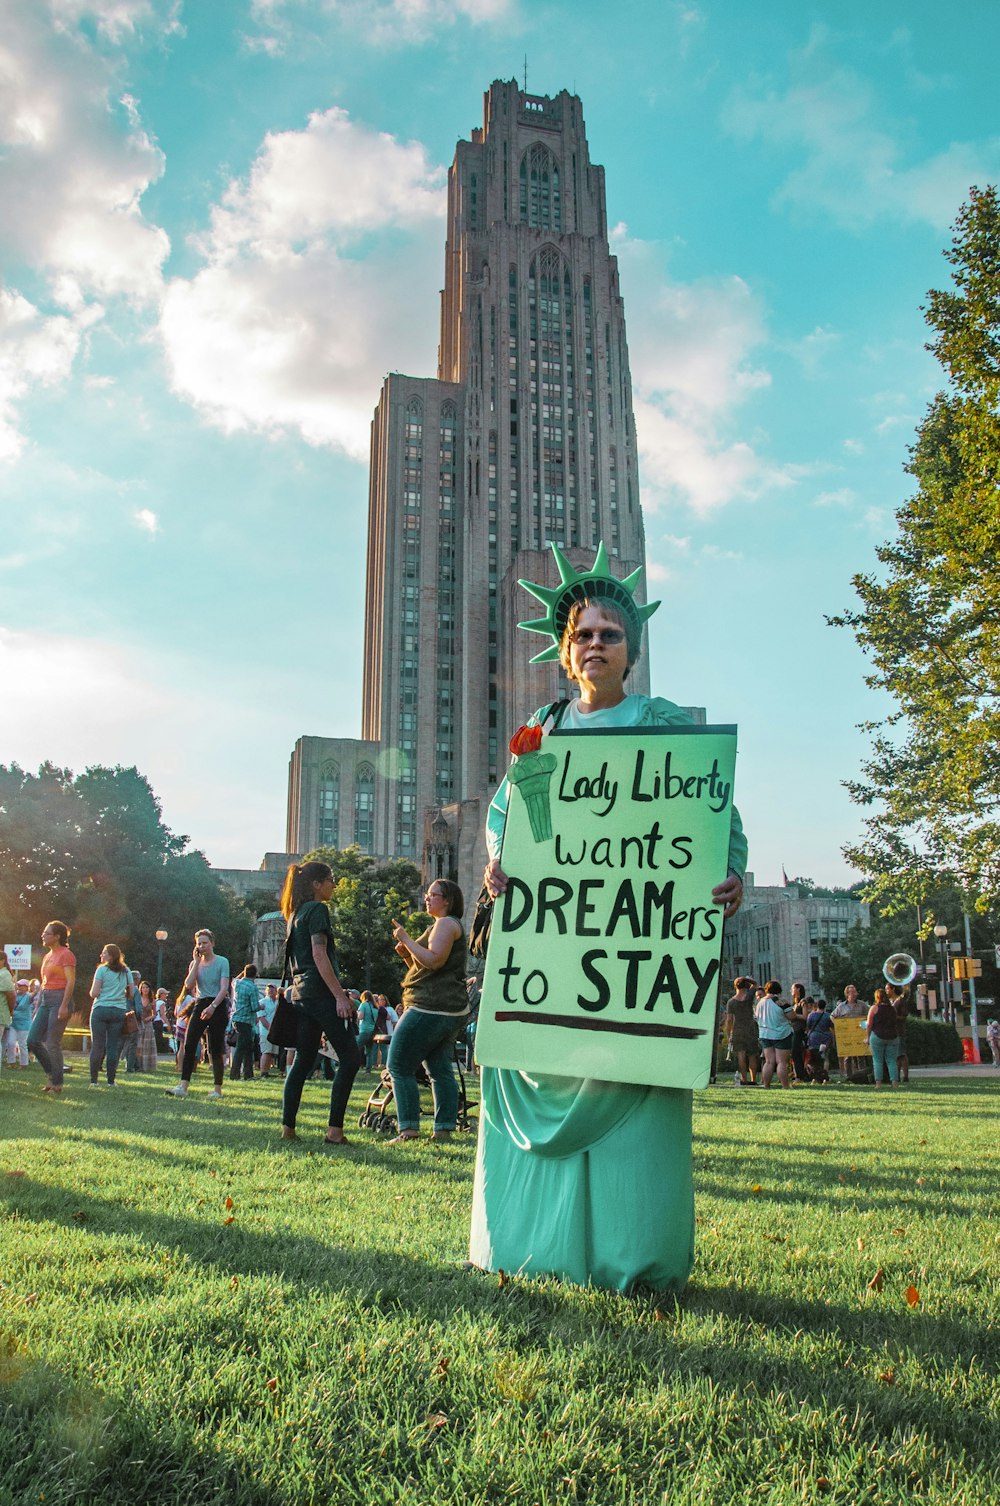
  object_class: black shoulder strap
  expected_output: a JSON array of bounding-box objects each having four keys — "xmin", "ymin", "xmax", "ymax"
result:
[{"xmin": 543, "ymin": 698, "xmax": 572, "ymax": 729}]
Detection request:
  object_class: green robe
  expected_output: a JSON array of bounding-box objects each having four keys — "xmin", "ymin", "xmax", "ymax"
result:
[{"xmin": 468, "ymin": 694, "xmax": 747, "ymax": 1292}]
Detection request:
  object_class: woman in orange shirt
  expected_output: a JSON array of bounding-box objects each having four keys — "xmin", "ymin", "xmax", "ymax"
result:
[{"xmin": 27, "ymin": 920, "xmax": 76, "ymax": 1094}]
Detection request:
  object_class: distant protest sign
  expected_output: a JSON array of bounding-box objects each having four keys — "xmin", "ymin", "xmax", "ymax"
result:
[
  {"xmin": 476, "ymin": 724, "xmax": 738, "ymax": 1090},
  {"xmin": 4, "ymin": 944, "xmax": 31, "ymax": 973}
]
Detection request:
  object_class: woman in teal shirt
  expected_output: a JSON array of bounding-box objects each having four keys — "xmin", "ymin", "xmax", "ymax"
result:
[{"xmin": 88, "ymin": 944, "xmax": 135, "ymax": 1086}]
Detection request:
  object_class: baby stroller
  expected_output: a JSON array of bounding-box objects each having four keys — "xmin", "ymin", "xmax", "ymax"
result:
[{"xmin": 358, "ymin": 1028, "xmax": 477, "ymax": 1135}]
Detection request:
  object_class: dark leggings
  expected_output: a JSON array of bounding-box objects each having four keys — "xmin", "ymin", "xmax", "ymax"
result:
[
  {"xmin": 230, "ymin": 1021, "xmax": 256, "ymax": 1080},
  {"xmin": 181, "ymin": 999, "xmax": 228, "ymax": 1087},
  {"xmin": 282, "ymin": 998, "xmax": 361, "ymax": 1131}
]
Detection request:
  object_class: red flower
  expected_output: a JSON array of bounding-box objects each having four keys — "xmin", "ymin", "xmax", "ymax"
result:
[{"xmin": 509, "ymin": 723, "xmax": 543, "ymax": 756}]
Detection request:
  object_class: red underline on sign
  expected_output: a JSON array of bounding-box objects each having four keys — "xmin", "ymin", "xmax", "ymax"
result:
[{"xmin": 493, "ymin": 1012, "xmax": 706, "ymax": 1039}]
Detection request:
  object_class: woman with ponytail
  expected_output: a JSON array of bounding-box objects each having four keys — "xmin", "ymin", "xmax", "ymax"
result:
[{"xmin": 279, "ymin": 861, "xmax": 361, "ymax": 1145}]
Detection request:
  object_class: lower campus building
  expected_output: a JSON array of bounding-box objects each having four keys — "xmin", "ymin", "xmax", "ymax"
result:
[{"xmin": 721, "ymin": 877, "xmax": 870, "ymax": 999}]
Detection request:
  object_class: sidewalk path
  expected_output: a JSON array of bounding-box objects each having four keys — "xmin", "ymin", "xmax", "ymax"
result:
[{"xmin": 907, "ymin": 1062, "xmax": 999, "ymax": 1080}]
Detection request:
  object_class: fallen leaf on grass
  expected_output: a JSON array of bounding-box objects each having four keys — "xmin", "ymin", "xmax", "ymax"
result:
[
  {"xmin": 71, "ymin": 1211, "xmax": 89, "ymax": 1223},
  {"xmin": 224, "ymin": 1196, "xmax": 234, "ymax": 1210},
  {"xmin": 816, "ymin": 1480, "xmax": 831, "ymax": 1493},
  {"xmin": 915, "ymin": 1177, "xmax": 926, "ymax": 1187},
  {"xmin": 857, "ymin": 1238, "xmax": 865, "ymax": 1251},
  {"xmin": 867, "ymin": 1269, "xmax": 885, "ymax": 1292},
  {"xmin": 22, "ymin": 1293, "xmax": 38, "ymax": 1307},
  {"xmin": 750, "ymin": 1183, "xmax": 763, "ymax": 1194},
  {"xmin": 837, "ymin": 1175, "xmax": 846, "ymax": 1184},
  {"xmin": 6, "ymin": 1171, "xmax": 26, "ymax": 1180},
  {"xmin": 878, "ymin": 1367, "xmax": 896, "ymax": 1384},
  {"xmin": 918, "ymin": 1138, "xmax": 927, "ymax": 1145},
  {"xmin": 653, "ymin": 1309, "xmax": 668, "ymax": 1322},
  {"xmin": 230, "ymin": 1276, "xmax": 239, "ymax": 1291},
  {"xmin": 905, "ymin": 1285, "xmax": 920, "ymax": 1307},
  {"xmin": 432, "ymin": 1355, "xmax": 451, "ymax": 1378},
  {"xmin": 222, "ymin": 1215, "xmax": 235, "ymax": 1226},
  {"xmin": 265, "ymin": 1378, "xmax": 278, "ymax": 1392},
  {"xmin": 497, "ymin": 1270, "xmax": 509, "ymax": 1288},
  {"xmin": 426, "ymin": 1412, "xmax": 448, "ymax": 1431}
]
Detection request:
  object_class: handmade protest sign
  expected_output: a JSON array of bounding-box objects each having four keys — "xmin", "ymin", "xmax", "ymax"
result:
[{"xmin": 476, "ymin": 724, "xmax": 738, "ymax": 1090}]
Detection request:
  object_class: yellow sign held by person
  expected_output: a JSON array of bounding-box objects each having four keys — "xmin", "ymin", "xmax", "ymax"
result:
[
  {"xmin": 833, "ymin": 1017, "xmax": 871, "ymax": 1059},
  {"xmin": 476, "ymin": 724, "xmax": 738, "ymax": 1090}
]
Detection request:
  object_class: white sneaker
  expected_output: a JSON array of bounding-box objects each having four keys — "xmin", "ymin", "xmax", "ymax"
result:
[
  {"xmin": 209, "ymin": 1089, "xmax": 223, "ymax": 1100},
  {"xmin": 167, "ymin": 1084, "xmax": 188, "ymax": 1097}
]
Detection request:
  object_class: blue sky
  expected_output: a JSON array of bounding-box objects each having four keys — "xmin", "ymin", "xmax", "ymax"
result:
[{"xmin": 2, "ymin": 0, "xmax": 997, "ymax": 884}]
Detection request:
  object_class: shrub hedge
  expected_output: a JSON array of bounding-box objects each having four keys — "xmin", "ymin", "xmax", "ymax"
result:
[{"xmin": 904, "ymin": 1016, "xmax": 964, "ymax": 1064}]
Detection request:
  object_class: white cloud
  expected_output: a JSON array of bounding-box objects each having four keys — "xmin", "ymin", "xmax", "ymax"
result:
[
  {"xmin": 49, "ymin": 1, "xmax": 177, "ymax": 45},
  {"xmin": 0, "ymin": 3, "xmax": 172, "ymax": 457},
  {"xmin": 0, "ymin": 5, "xmax": 170, "ymax": 301},
  {"xmin": 614, "ymin": 228, "xmax": 787, "ymax": 513},
  {"xmin": 134, "ymin": 507, "xmax": 159, "ymax": 533},
  {"xmin": 723, "ymin": 59, "xmax": 1000, "ymax": 231},
  {"xmin": 160, "ymin": 108, "xmax": 447, "ymax": 459},
  {"xmin": 247, "ymin": 0, "xmax": 512, "ymax": 48},
  {"xmin": 815, "ymin": 487, "xmax": 857, "ymax": 509},
  {"xmin": 0, "ymin": 287, "xmax": 97, "ymax": 461},
  {"xmin": 787, "ymin": 324, "xmax": 841, "ymax": 374}
]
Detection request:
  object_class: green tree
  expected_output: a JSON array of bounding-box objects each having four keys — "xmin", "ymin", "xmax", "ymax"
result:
[
  {"xmin": 831, "ymin": 186, "xmax": 1000, "ymax": 913},
  {"xmin": 301, "ymin": 846, "xmax": 429, "ymax": 997},
  {"xmin": 0, "ymin": 763, "xmax": 253, "ymax": 991},
  {"xmin": 817, "ymin": 879, "xmax": 1000, "ymax": 1003}
]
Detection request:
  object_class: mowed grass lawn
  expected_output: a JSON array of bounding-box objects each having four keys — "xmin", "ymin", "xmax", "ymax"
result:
[{"xmin": 0, "ymin": 1062, "xmax": 997, "ymax": 1506}]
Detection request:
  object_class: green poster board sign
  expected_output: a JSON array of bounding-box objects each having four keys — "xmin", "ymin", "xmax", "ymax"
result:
[{"xmin": 476, "ymin": 725, "xmax": 738, "ymax": 1091}]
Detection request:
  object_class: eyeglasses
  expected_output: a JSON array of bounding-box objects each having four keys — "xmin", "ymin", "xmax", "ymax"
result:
[
  {"xmin": 426, "ymin": 889, "xmax": 446, "ymax": 899},
  {"xmin": 568, "ymin": 628, "xmax": 626, "ymax": 646}
]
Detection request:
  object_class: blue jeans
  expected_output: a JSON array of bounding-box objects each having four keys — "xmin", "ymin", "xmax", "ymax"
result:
[
  {"xmin": 282, "ymin": 996, "xmax": 361, "ymax": 1131},
  {"xmin": 387, "ymin": 1009, "xmax": 463, "ymax": 1133},
  {"xmin": 89, "ymin": 1006, "xmax": 126, "ymax": 1083},
  {"xmin": 27, "ymin": 990, "xmax": 70, "ymax": 1086},
  {"xmin": 869, "ymin": 1033, "xmax": 900, "ymax": 1084}
]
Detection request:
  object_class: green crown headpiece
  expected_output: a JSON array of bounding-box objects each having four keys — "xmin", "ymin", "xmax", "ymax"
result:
[{"xmin": 517, "ymin": 541, "xmax": 660, "ymax": 664}]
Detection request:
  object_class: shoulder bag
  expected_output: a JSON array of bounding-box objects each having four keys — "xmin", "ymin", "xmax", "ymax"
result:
[{"xmin": 265, "ymin": 916, "xmax": 301, "ymax": 1050}]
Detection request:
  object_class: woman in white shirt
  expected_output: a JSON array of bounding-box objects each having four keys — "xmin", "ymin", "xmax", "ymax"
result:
[{"xmin": 755, "ymin": 980, "xmax": 794, "ymax": 1089}]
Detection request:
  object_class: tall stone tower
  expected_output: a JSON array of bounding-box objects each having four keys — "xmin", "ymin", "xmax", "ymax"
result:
[{"xmin": 362, "ymin": 80, "xmax": 650, "ymax": 884}]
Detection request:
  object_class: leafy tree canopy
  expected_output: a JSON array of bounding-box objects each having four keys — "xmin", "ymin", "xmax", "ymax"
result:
[
  {"xmin": 301, "ymin": 846, "xmax": 430, "ymax": 999},
  {"xmin": 817, "ymin": 877, "xmax": 1000, "ymax": 1002},
  {"xmin": 831, "ymin": 186, "xmax": 1000, "ymax": 913},
  {"xmin": 0, "ymin": 763, "xmax": 253, "ymax": 992},
  {"xmin": 785, "ymin": 874, "xmax": 865, "ymax": 900}
]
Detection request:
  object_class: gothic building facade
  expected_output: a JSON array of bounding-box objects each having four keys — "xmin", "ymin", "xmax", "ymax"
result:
[{"xmin": 289, "ymin": 80, "xmax": 653, "ymax": 899}]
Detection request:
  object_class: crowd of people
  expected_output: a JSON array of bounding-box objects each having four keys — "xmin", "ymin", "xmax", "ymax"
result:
[
  {"xmin": 3, "ymin": 539, "xmax": 996, "ymax": 1304},
  {"xmin": 0, "ymin": 895, "xmax": 480, "ymax": 1143},
  {"xmin": 722, "ymin": 976, "xmax": 917, "ymax": 1086}
]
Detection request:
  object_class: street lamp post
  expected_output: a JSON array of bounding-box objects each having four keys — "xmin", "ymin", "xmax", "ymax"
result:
[
  {"xmin": 933, "ymin": 924, "xmax": 949, "ymax": 1021},
  {"xmin": 155, "ymin": 928, "xmax": 169, "ymax": 992}
]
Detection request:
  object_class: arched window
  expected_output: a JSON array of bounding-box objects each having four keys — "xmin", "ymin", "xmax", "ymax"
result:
[
  {"xmin": 519, "ymin": 144, "xmax": 561, "ymax": 230},
  {"xmin": 354, "ymin": 762, "xmax": 375, "ymax": 851},
  {"xmin": 317, "ymin": 761, "xmax": 340, "ymax": 846}
]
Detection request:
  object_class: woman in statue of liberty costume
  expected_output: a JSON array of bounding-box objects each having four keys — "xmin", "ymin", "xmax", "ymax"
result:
[{"xmin": 468, "ymin": 543, "xmax": 747, "ymax": 1292}]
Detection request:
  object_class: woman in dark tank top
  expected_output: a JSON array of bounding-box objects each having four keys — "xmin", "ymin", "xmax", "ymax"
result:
[{"xmin": 387, "ymin": 879, "xmax": 469, "ymax": 1144}]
